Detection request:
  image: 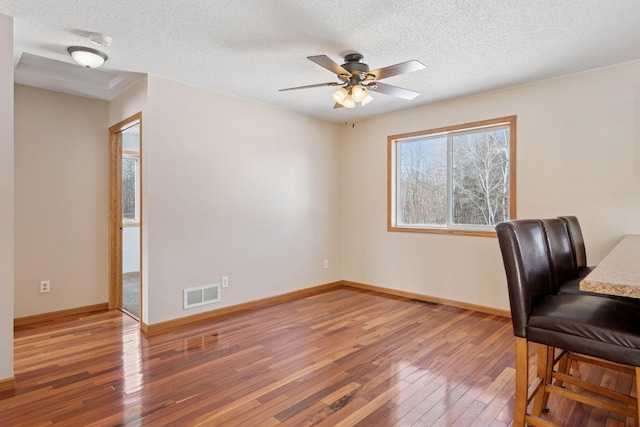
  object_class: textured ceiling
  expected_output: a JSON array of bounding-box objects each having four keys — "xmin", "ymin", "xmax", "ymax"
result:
[{"xmin": 2, "ymin": 0, "xmax": 640, "ymax": 122}]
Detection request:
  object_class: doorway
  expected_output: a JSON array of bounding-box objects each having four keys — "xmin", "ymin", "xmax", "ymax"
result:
[{"xmin": 109, "ymin": 113, "xmax": 142, "ymax": 321}]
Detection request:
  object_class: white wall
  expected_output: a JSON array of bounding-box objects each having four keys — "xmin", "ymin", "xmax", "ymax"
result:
[
  {"xmin": 145, "ymin": 76, "xmax": 342, "ymax": 324},
  {"xmin": 0, "ymin": 14, "xmax": 14, "ymax": 382},
  {"xmin": 342, "ymin": 60, "xmax": 640, "ymax": 311},
  {"xmin": 108, "ymin": 77, "xmax": 147, "ymax": 127},
  {"xmin": 14, "ymin": 85, "xmax": 109, "ymax": 317}
]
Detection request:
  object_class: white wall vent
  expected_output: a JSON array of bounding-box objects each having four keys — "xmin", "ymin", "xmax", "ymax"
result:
[{"xmin": 184, "ymin": 284, "xmax": 220, "ymax": 309}]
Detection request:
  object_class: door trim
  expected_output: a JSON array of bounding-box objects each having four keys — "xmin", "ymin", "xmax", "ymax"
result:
[{"xmin": 108, "ymin": 112, "xmax": 142, "ymax": 317}]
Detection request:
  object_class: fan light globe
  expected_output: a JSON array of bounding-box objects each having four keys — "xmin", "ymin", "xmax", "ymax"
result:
[
  {"xmin": 361, "ymin": 92, "xmax": 374, "ymax": 106},
  {"xmin": 351, "ymin": 85, "xmax": 366, "ymax": 102},
  {"xmin": 342, "ymin": 96, "xmax": 356, "ymax": 109},
  {"xmin": 332, "ymin": 87, "xmax": 348, "ymax": 104}
]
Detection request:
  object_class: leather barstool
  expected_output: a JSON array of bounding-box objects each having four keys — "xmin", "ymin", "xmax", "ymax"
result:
[{"xmin": 496, "ymin": 219, "xmax": 640, "ymax": 427}]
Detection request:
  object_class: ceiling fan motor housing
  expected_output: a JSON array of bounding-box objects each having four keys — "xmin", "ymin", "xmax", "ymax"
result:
[{"xmin": 341, "ymin": 53, "xmax": 370, "ymax": 83}]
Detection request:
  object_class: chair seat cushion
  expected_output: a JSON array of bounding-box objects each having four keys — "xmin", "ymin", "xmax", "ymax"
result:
[{"xmin": 528, "ymin": 294, "xmax": 640, "ymax": 365}]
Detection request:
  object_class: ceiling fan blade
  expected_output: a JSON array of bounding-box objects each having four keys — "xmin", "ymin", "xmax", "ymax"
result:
[
  {"xmin": 333, "ymin": 102, "xmax": 343, "ymax": 109},
  {"xmin": 307, "ymin": 55, "xmax": 351, "ymax": 77},
  {"xmin": 279, "ymin": 82, "xmax": 341, "ymax": 91},
  {"xmin": 367, "ymin": 60, "xmax": 426, "ymax": 80},
  {"xmin": 366, "ymin": 82, "xmax": 420, "ymax": 100}
]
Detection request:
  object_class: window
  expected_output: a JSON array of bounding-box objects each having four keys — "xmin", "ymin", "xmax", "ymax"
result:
[
  {"xmin": 388, "ymin": 116, "xmax": 516, "ymax": 236},
  {"xmin": 122, "ymin": 153, "xmax": 140, "ymax": 224}
]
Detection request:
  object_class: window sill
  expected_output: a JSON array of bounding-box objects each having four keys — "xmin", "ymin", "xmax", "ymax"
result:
[{"xmin": 388, "ymin": 225, "xmax": 497, "ymax": 237}]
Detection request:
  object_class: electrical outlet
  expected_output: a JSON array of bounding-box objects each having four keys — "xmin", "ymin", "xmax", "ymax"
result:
[
  {"xmin": 40, "ymin": 280, "xmax": 51, "ymax": 293},
  {"xmin": 221, "ymin": 276, "xmax": 229, "ymax": 288},
  {"xmin": 323, "ymin": 260, "xmax": 329, "ymax": 269}
]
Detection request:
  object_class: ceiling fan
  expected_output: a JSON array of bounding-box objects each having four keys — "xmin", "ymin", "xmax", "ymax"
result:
[{"xmin": 279, "ymin": 53, "xmax": 426, "ymax": 109}]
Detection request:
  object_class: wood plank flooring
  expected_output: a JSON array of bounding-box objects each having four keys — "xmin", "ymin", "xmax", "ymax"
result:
[{"xmin": 0, "ymin": 287, "xmax": 636, "ymax": 426}]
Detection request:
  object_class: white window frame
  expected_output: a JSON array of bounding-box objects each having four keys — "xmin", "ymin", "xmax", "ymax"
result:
[{"xmin": 387, "ymin": 116, "xmax": 516, "ymax": 237}]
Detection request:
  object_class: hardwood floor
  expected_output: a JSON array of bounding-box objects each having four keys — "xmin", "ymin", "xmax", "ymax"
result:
[{"xmin": 1, "ymin": 287, "xmax": 636, "ymax": 426}]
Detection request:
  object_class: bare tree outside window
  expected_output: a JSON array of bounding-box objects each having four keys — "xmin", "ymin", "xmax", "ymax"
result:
[
  {"xmin": 398, "ymin": 136, "xmax": 447, "ymax": 225},
  {"xmin": 122, "ymin": 157, "xmax": 137, "ymax": 221},
  {"xmin": 388, "ymin": 116, "xmax": 516, "ymax": 236},
  {"xmin": 452, "ymin": 128, "xmax": 510, "ymax": 226}
]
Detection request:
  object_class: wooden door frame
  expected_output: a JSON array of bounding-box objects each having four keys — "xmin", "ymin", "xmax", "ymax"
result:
[{"xmin": 109, "ymin": 112, "xmax": 143, "ymax": 317}]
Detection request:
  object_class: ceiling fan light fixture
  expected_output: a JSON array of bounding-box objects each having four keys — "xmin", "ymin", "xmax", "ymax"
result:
[
  {"xmin": 351, "ymin": 85, "xmax": 366, "ymax": 102},
  {"xmin": 332, "ymin": 87, "xmax": 348, "ymax": 104},
  {"xmin": 332, "ymin": 84, "xmax": 373, "ymax": 108},
  {"xmin": 67, "ymin": 46, "xmax": 108, "ymax": 68}
]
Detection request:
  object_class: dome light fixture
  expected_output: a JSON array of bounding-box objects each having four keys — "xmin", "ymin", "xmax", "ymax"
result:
[{"xmin": 67, "ymin": 46, "xmax": 108, "ymax": 68}]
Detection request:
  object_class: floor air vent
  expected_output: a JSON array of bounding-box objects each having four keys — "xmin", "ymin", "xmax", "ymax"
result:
[
  {"xmin": 184, "ymin": 284, "xmax": 220, "ymax": 309},
  {"xmin": 410, "ymin": 299, "xmax": 439, "ymax": 306}
]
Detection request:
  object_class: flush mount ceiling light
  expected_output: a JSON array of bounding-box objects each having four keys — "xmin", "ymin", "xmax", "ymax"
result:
[{"xmin": 67, "ymin": 46, "xmax": 108, "ymax": 68}]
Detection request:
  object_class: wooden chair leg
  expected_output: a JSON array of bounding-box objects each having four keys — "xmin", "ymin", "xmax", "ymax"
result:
[
  {"xmin": 635, "ymin": 367, "xmax": 640, "ymax": 422},
  {"xmin": 542, "ymin": 345, "xmax": 555, "ymax": 412},
  {"xmin": 533, "ymin": 344, "xmax": 553, "ymax": 416},
  {"xmin": 514, "ymin": 337, "xmax": 529, "ymax": 427},
  {"xmin": 555, "ymin": 351, "xmax": 569, "ymax": 388}
]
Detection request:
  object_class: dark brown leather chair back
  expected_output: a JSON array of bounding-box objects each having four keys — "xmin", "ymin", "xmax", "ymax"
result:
[
  {"xmin": 495, "ymin": 219, "xmax": 554, "ymax": 338},
  {"xmin": 541, "ymin": 218, "xmax": 578, "ymax": 291},
  {"xmin": 558, "ymin": 216, "xmax": 587, "ymax": 269}
]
